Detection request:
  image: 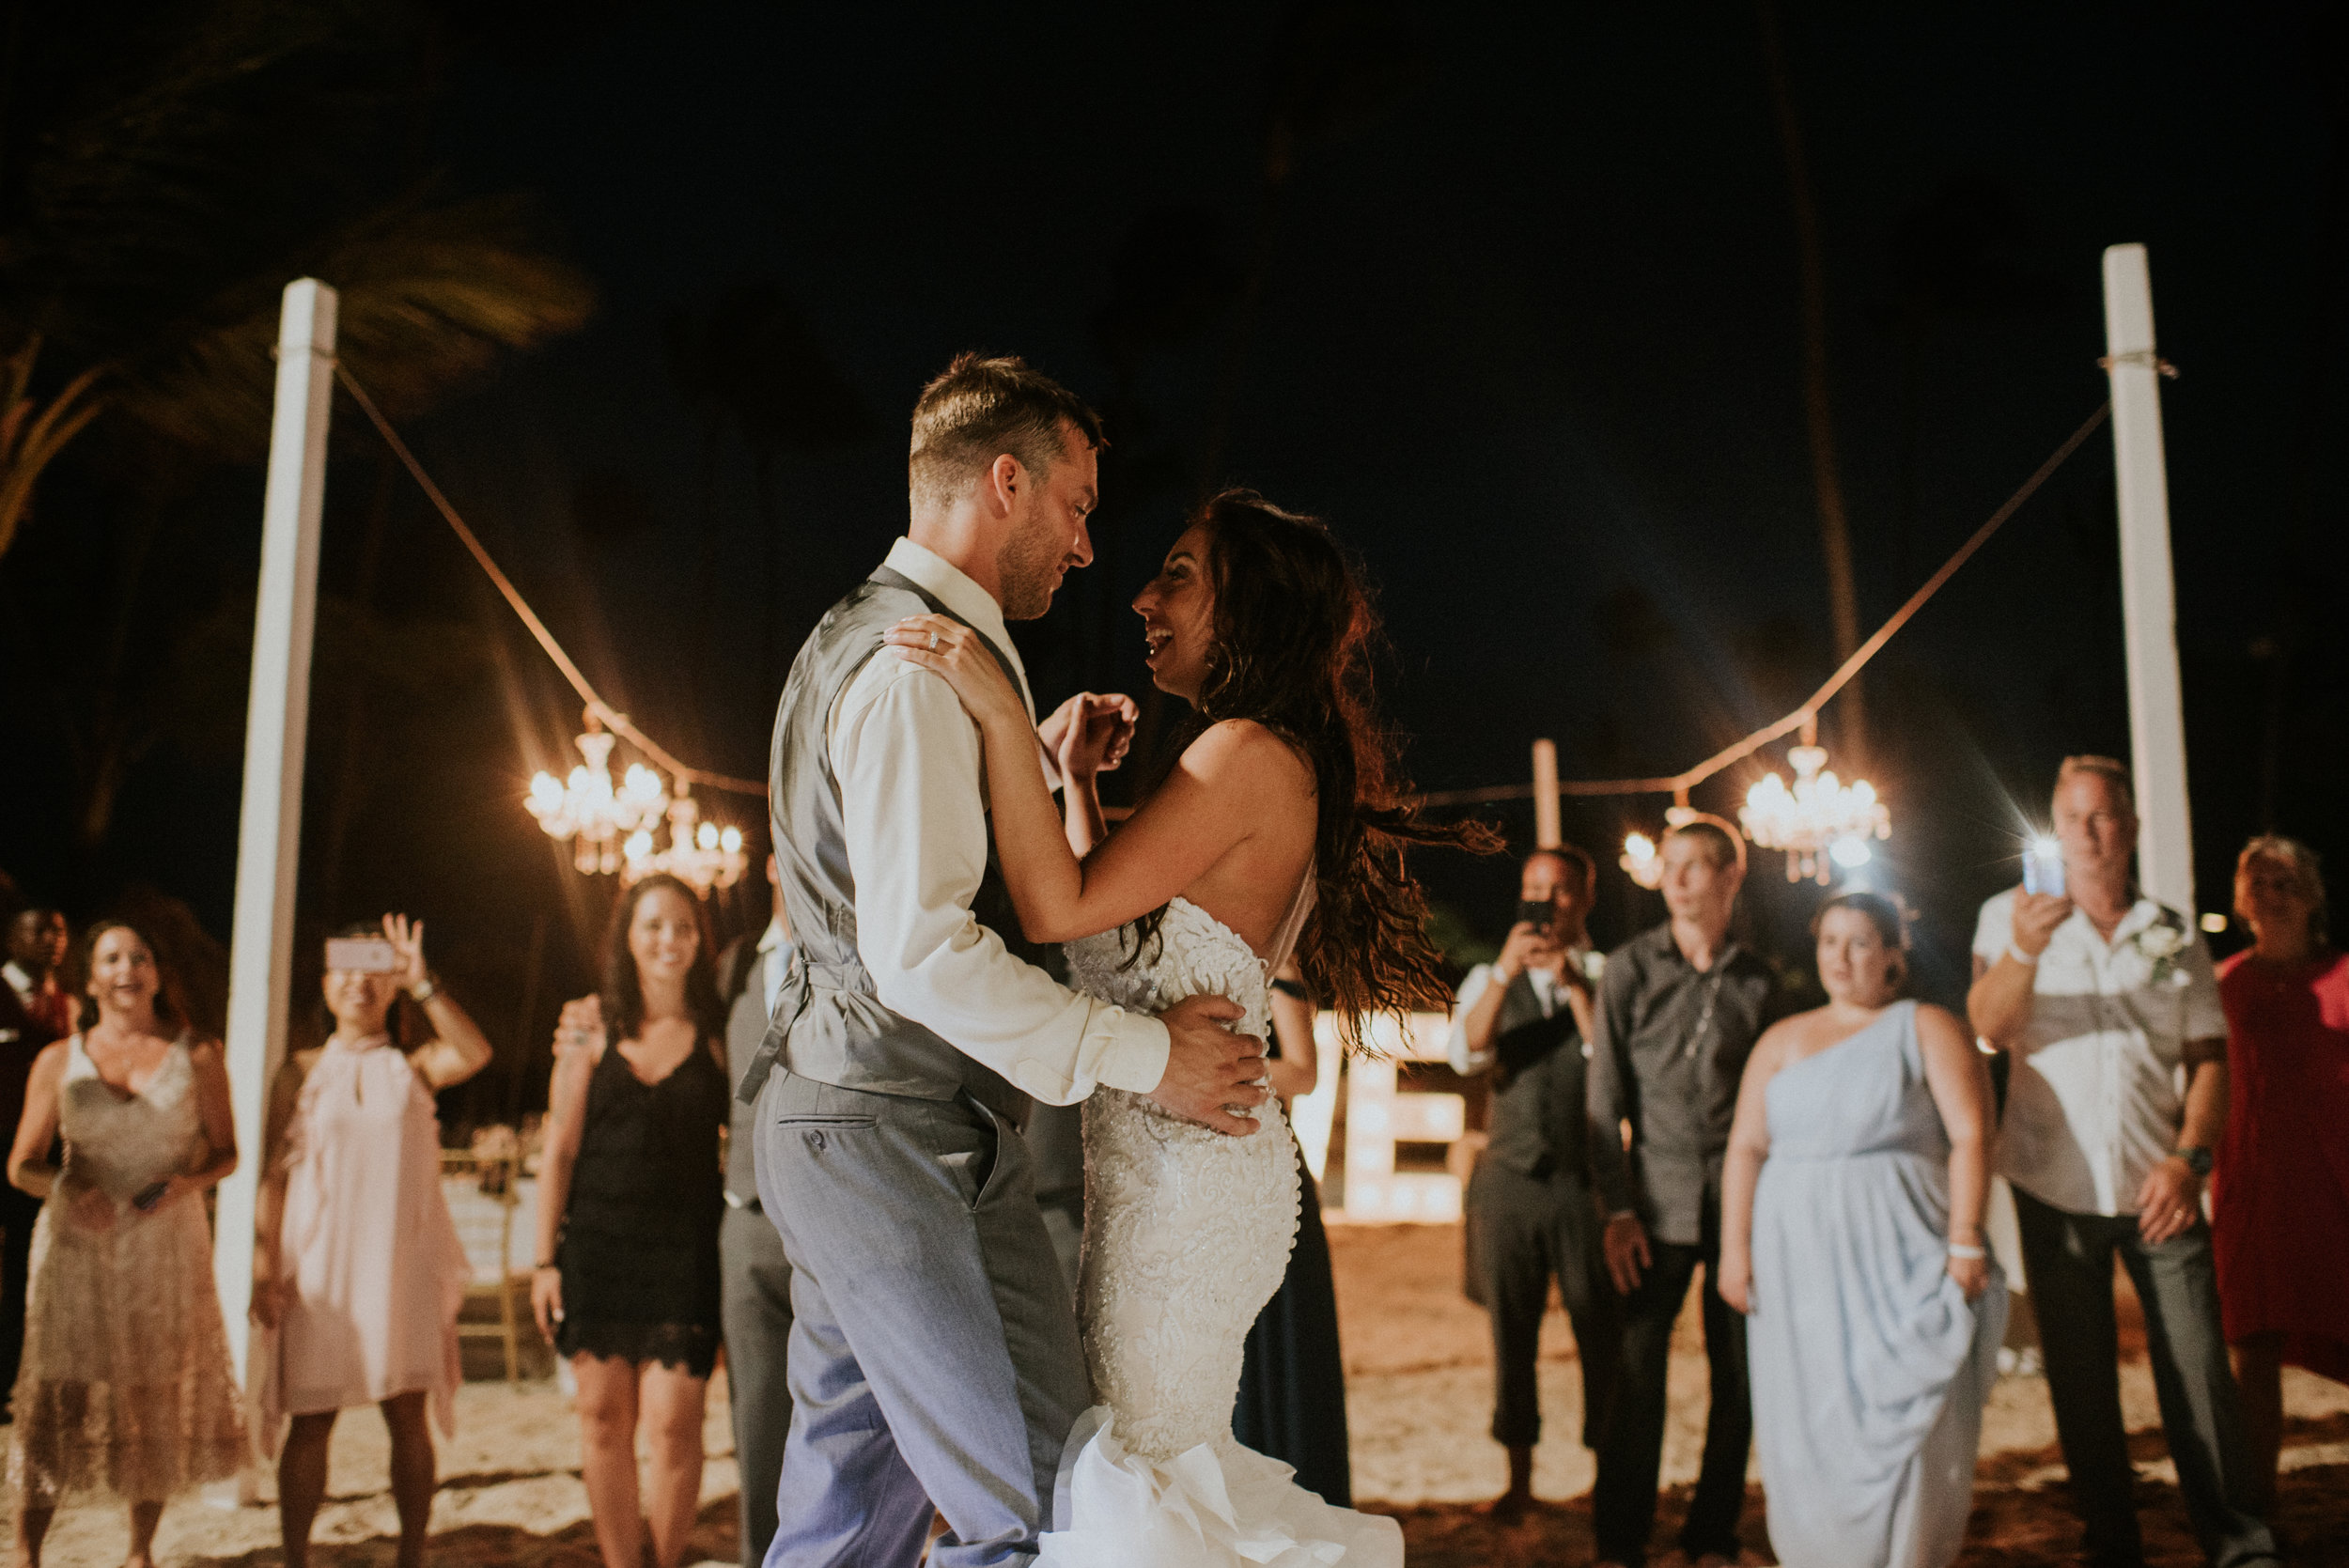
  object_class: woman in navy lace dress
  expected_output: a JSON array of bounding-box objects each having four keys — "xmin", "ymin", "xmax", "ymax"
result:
[{"xmin": 533, "ymin": 875, "xmax": 728, "ymax": 1568}]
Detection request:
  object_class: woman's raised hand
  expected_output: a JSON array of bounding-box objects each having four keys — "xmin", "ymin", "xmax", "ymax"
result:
[
  {"xmin": 884, "ymin": 614, "xmax": 1029, "ymax": 731},
  {"xmin": 555, "ymin": 996, "xmax": 606, "ymax": 1058},
  {"xmin": 383, "ymin": 912, "xmax": 428, "ymax": 993}
]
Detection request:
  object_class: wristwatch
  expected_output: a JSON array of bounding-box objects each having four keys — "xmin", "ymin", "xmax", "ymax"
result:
[{"xmin": 2176, "ymin": 1145, "xmax": 2213, "ymax": 1178}]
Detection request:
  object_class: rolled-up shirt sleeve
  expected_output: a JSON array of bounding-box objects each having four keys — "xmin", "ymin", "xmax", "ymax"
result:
[
  {"xmin": 1445, "ymin": 965, "xmax": 1499, "ymax": 1076},
  {"xmin": 834, "ymin": 658, "xmax": 1169, "ymax": 1104},
  {"xmin": 2179, "ymin": 932, "xmax": 2227, "ymax": 1043},
  {"xmin": 1585, "ymin": 955, "xmax": 1640, "ymax": 1218}
]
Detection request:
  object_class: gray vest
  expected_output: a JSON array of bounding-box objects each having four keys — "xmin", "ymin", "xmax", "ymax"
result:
[
  {"xmin": 736, "ymin": 568, "xmax": 1042, "ymax": 1125},
  {"xmin": 1483, "ymin": 974, "xmax": 1591, "ymax": 1181}
]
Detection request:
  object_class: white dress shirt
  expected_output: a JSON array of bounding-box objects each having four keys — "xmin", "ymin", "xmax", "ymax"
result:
[
  {"xmin": 1972, "ymin": 889, "xmax": 2226, "ymax": 1218},
  {"xmin": 829, "ymin": 537, "xmax": 1170, "ymax": 1105},
  {"xmin": 755, "ymin": 918, "xmax": 791, "ymax": 1017},
  {"xmin": 1444, "ymin": 948, "xmax": 1602, "ymax": 1075}
]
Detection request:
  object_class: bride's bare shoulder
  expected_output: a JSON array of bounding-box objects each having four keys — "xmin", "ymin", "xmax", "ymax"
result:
[{"xmin": 1178, "ymin": 719, "xmax": 1315, "ymax": 795}]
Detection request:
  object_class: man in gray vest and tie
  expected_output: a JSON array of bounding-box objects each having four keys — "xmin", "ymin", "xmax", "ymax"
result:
[
  {"xmin": 1447, "ymin": 845, "xmax": 1620, "ymax": 1523},
  {"xmin": 719, "ymin": 858, "xmax": 797, "ymax": 1565},
  {"xmin": 738, "ymin": 352, "xmax": 1268, "ymax": 1567}
]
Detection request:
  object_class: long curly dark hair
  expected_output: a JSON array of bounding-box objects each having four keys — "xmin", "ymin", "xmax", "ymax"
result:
[
  {"xmin": 1133, "ymin": 489, "xmax": 1496, "ymax": 1050},
  {"xmin": 598, "ymin": 874, "xmax": 726, "ymax": 1046}
]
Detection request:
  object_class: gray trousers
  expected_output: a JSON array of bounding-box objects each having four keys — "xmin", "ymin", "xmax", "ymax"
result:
[
  {"xmin": 754, "ymin": 1070, "xmax": 1090, "ymax": 1568},
  {"xmin": 1468, "ymin": 1159, "xmax": 1620, "ymax": 1451},
  {"xmin": 2013, "ymin": 1188, "xmax": 2278, "ymax": 1568},
  {"xmin": 722, "ymin": 1203, "xmax": 794, "ymax": 1566}
]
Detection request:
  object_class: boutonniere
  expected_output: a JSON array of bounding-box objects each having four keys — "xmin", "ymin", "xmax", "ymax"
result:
[{"xmin": 2132, "ymin": 913, "xmax": 2191, "ymax": 987}]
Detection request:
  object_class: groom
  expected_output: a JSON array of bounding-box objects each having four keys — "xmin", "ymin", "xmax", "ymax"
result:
[{"xmin": 740, "ymin": 352, "xmax": 1268, "ymax": 1567}]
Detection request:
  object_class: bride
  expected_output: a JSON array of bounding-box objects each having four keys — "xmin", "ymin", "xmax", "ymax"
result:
[{"xmin": 885, "ymin": 489, "xmax": 1475, "ymax": 1566}]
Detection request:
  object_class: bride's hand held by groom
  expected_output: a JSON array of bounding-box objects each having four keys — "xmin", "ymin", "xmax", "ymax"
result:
[
  {"xmin": 1040, "ymin": 691, "xmax": 1136, "ymax": 783},
  {"xmin": 1148, "ymin": 993, "xmax": 1269, "ymax": 1138}
]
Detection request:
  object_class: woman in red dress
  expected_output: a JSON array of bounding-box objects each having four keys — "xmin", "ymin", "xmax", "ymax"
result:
[{"xmin": 2213, "ymin": 833, "xmax": 2349, "ymax": 1509}]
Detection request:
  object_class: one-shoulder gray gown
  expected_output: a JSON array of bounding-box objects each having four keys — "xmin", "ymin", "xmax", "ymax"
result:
[{"xmin": 1749, "ymin": 1001, "xmax": 2007, "ymax": 1568}]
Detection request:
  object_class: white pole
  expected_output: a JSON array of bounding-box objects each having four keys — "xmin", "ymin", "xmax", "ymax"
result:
[
  {"xmin": 215, "ymin": 279, "xmax": 336, "ymax": 1379},
  {"xmin": 2101, "ymin": 245, "xmax": 2195, "ymax": 914},
  {"xmin": 1531, "ymin": 738, "xmax": 1560, "ymax": 849}
]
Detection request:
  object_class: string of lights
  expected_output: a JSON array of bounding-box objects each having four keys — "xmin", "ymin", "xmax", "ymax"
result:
[
  {"xmin": 1418, "ymin": 399, "xmax": 2114, "ymax": 821},
  {"xmin": 338, "ymin": 365, "xmax": 754, "ymax": 894}
]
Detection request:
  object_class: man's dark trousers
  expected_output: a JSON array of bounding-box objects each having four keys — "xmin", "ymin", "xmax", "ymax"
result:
[
  {"xmin": 1590, "ymin": 1195, "xmax": 1750, "ymax": 1566},
  {"xmin": 722, "ymin": 1203, "xmax": 793, "ymax": 1562},
  {"xmin": 2013, "ymin": 1188, "xmax": 2277, "ymax": 1568},
  {"xmin": 720, "ymin": 955, "xmax": 794, "ymax": 1564},
  {"xmin": 1471, "ymin": 1159, "xmax": 1619, "ymax": 1452}
]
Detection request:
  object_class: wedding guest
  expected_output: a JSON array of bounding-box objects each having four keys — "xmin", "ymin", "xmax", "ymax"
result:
[
  {"xmin": 6, "ymin": 919, "xmax": 244, "ymax": 1568},
  {"xmin": 718, "ymin": 858, "xmax": 796, "ymax": 1565},
  {"xmin": 3, "ymin": 909, "xmax": 72, "ymax": 1042},
  {"xmin": 534, "ymin": 874, "xmax": 729, "ymax": 1568},
  {"xmin": 251, "ymin": 914, "xmax": 494, "ymax": 1568},
  {"xmin": 2212, "ymin": 835, "xmax": 2348, "ymax": 1511},
  {"xmin": 0, "ymin": 907, "xmax": 68, "ymax": 1419},
  {"xmin": 1721, "ymin": 893, "xmax": 2004, "ymax": 1568},
  {"xmin": 1445, "ymin": 845, "xmax": 1618, "ymax": 1522},
  {"xmin": 1232, "ymin": 956, "xmax": 1352, "ymax": 1507},
  {"xmin": 1968, "ymin": 756, "xmax": 2276, "ymax": 1568},
  {"xmin": 1585, "ymin": 818, "xmax": 1788, "ymax": 1568}
]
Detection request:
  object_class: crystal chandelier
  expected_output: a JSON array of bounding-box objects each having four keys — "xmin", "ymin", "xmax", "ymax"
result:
[
  {"xmin": 1739, "ymin": 744, "xmax": 1890, "ymax": 884},
  {"xmin": 525, "ymin": 721, "xmax": 671, "ymax": 875},
  {"xmin": 623, "ymin": 790, "xmax": 748, "ymax": 897}
]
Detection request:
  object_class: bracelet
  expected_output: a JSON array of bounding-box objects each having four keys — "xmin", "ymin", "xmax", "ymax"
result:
[
  {"xmin": 2002, "ymin": 941, "xmax": 2039, "ymax": 968},
  {"xmin": 1947, "ymin": 1241, "xmax": 1987, "ymax": 1260},
  {"xmin": 409, "ymin": 974, "xmax": 440, "ymax": 1003},
  {"xmin": 534, "ymin": 1260, "xmax": 558, "ymax": 1271}
]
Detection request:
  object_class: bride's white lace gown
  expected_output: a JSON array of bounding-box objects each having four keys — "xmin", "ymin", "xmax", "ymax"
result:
[{"xmin": 1049, "ymin": 895, "xmax": 1401, "ymax": 1567}]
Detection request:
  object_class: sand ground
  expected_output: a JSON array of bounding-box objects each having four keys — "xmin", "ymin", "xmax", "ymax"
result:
[{"xmin": 12, "ymin": 1222, "xmax": 2344, "ymax": 1565}]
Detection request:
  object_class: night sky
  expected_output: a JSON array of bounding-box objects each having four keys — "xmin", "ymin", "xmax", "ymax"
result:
[{"xmin": 8, "ymin": 3, "xmax": 2343, "ymax": 1110}]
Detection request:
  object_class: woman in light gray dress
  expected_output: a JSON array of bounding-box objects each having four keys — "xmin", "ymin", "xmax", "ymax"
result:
[{"xmin": 1718, "ymin": 893, "xmax": 2005, "ymax": 1568}]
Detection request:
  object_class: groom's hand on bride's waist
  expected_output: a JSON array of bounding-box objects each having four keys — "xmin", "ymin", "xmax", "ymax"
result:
[{"xmin": 1147, "ymin": 993, "xmax": 1269, "ymax": 1137}]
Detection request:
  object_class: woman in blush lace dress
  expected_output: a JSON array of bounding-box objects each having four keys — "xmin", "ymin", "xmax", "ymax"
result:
[
  {"xmin": 887, "ymin": 489, "xmax": 1488, "ymax": 1567},
  {"xmin": 1719, "ymin": 893, "xmax": 2005, "ymax": 1568},
  {"xmin": 6, "ymin": 920, "xmax": 245, "ymax": 1568}
]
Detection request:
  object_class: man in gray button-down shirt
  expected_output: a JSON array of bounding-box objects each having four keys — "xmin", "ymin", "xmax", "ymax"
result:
[{"xmin": 1585, "ymin": 820, "xmax": 1792, "ymax": 1568}]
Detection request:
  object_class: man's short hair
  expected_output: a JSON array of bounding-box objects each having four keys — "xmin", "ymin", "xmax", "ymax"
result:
[
  {"xmin": 2055, "ymin": 754, "xmax": 2137, "ymax": 815},
  {"xmin": 1528, "ymin": 844, "xmax": 1596, "ymax": 893},
  {"xmin": 1665, "ymin": 816, "xmax": 1745, "ymax": 874},
  {"xmin": 909, "ymin": 352, "xmax": 1105, "ymax": 510}
]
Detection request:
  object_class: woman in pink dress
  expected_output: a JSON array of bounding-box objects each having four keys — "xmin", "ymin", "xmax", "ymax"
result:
[
  {"xmin": 251, "ymin": 914, "xmax": 492, "ymax": 1568},
  {"xmin": 2213, "ymin": 834, "xmax": 2349, "ymax": 1511}
]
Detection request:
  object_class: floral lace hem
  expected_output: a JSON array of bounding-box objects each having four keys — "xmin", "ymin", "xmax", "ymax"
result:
[
  {"xmin": 7, "ymin": 1377, "xmax": 246, "ymax": 1506},
  {"xmin": 555, "ymin": 1318, "xmax": 720, "ymax": 1378}
]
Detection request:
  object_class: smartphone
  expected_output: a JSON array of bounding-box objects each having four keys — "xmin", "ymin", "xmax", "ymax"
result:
[
  {"xmin": 1515, "ymin": 898, "xmax": 1554, "ymax": 933},
  {"xmin": 2022, "ymin": 839, "xmax": 2066, "ymax": 900},
  {"xmin": 325, "ymin": 936, "xmax": 398, "ymax": 973}
]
